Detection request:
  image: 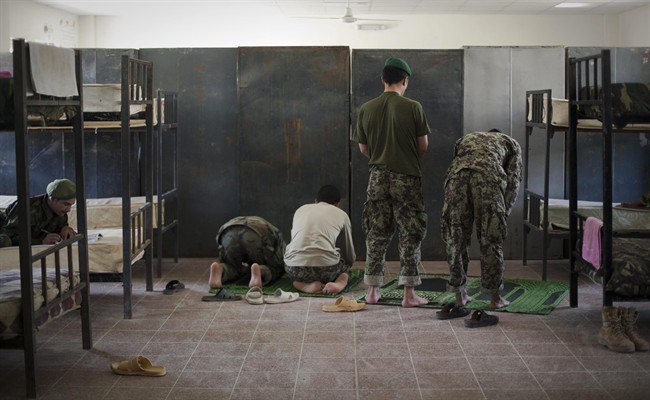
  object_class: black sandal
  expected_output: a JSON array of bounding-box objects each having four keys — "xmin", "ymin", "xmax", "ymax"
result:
[
  {"xmin": 464, "ymin": 310, "xmax": 499, "ymax": 328},
  {"xmin": 436, "ymin": 303, "xmax": 470, "ymax": 320}
]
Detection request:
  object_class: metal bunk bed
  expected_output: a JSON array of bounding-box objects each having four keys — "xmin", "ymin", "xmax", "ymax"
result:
[
  {"xmin": 567, "ymin": 49, "xmax": 650, "ymax": 307},
  {"xmin": 154, "ymin": 90, "xmax": 179, "ymax": 277},
  {"xmin": 2, "ymin": 38, "xmax": 92, "ymax": 398}
]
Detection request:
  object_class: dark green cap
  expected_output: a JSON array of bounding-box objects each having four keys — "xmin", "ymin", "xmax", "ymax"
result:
[
  {"xmin": 384, "ymin": 57, "xmax": 411, "ymax": 76},
  {"xmin": 46, "ymin": 179, "xmax": 76, "ymax": 200}
]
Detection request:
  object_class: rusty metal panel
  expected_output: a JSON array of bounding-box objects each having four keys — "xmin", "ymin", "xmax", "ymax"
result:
[
  {"xmin": 237, "ymin": 47, "xmax": 351, "ymax": 241},
  {"xmin": 140, "ymin": 48, "xmax": 239, "ymax": 257},
  {"xmin": 351, "ymin": 50, "xmax": 464, "ymax": 261}
]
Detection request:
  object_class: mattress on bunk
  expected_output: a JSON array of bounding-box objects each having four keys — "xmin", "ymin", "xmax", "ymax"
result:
[
  {"xmin": 579, "ymin": 83, "xmax": 650, "ymax": 128},
  {"xmin": 0, "ymin": 195, "xmax": 160, "ymax": 230},
  {"xmin": 83, "ymin": 83, "xmax": 162, "ymax": 126},
  {"xmin": 0, "ymin": 267, "xmax": 81, "ymax": 340},
  {"xmin": 527, "ymin": 92, "xmax": 650, "ymax": 130},
  {"xmin": 0, "ymin": 228, "xmax": 145, "ymax": 274},
  {"xmin": 576, "ymin": 238, "xmax": 650, "ymax": 299},
  {"xmin": 542, "ymin": 199, "xmax": 650, "ymax": 231}
]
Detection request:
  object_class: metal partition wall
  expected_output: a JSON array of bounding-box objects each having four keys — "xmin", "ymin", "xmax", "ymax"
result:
[{"xmin": 237, "ymin": 47, "xmax": 351, "ymax": 241}]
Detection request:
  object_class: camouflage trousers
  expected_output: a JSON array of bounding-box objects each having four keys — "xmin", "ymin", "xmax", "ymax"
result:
[
  {"xmin": 218, "ymin": 226, "xmax": 284, "ymax": 285},
  {"xmin": 363, "ymin": 166, "xmax": 427, "ymax": 287},
  {"xmin": 285, "ymin": 260, "xmax": 349, "ymax": 284},
  {"xmin": 441, "ymin": 169, "xmax": 507, "ymax": 295}
]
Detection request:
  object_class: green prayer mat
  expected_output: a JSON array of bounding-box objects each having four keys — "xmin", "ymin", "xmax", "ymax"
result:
[
  {"xmin": 356, "ymin": 274, "xmax": 568, "ymax": 315},
  {"xmin": 211, "ymin": 268, "xmax": 365, "ymax": 298}
]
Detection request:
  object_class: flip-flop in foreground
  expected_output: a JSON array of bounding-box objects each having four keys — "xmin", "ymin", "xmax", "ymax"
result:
[
  {"xmin": 322, "ymin": 296, "xmax": 366, "ymax": 312},
  {"xmin": 245, "ymin": 287, "xmax": 264, "ymax": 305},
  {"xmin": 464, "ymin": 310, "xmax": 499, "ymax": 328},
  {"xmin": 436, "ymin": 303, "xmax": 471, "ymax": 320},
  {"xmin": 162, "ymin": 279, "xmax": 185, "ymax": 295},
  {"xmin": 265, "ymin": 288, "xmax": 299, "ymax": 304},
  {"xmin": 201, "ymin": 287, "xmax": 241, "ymax": 302},
  {"xmin": 110, "ymin": 355, "xmax": 166, "ymax": 377}
]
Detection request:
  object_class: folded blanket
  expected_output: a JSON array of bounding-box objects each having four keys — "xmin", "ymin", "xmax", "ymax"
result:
[
  {"xmin": 582, "ymin": 217, "xmax": 603, "ymax": 270},
  {"xmin": 29, "ymin": 42, "xmax": 78, "ymax": 97}
]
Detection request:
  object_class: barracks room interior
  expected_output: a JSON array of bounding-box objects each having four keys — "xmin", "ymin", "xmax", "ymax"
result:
[{"xmin": 1, "ymin": 0, "xmax": 650, "ymax": 399}]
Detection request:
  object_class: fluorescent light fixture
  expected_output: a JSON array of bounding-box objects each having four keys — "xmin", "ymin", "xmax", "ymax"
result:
[{"xmin": 554, "ymin": 2, "xmax": 591, "ymax": 8}]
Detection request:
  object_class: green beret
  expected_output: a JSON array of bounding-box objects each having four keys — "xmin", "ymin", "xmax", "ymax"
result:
[
  {"xmin": 384, "ymin": 57, "xmax": 412, "ymax": 76},
  {"xmin": 46, "ymin": 179, "xmax": 76, "ymax": 200}
]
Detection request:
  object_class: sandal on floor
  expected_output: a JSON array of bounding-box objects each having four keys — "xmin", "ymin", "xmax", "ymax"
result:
[
  {"xmin": 264, "ymin": 289, "xmax": 299, "ymax": 304},
  {"xmin": 201, "ymin": 287, "xmax": 241, "ymax": 302},
  {"xmin": 464, "ymin": 310, "xmax": 499, "ymax": 328},
  {"xmin": 110, "ymin": 355, "xmax": 166, "ymax": 377},
  {"xmin": 436, "ymin": 303, "xmax": 470, "ymax": 320},
  {"xmin": 322, "ymin": 296, "xmax": 365, "ymax": 312},
  {"xmin": 163, "ymin": 279, "xmax": 185, "ymax": 295},
  {"xmin": 245, "ymin": 287, "xmax": 264, "ymax": 305}
]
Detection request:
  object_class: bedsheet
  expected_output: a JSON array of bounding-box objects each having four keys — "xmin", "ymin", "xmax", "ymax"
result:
[
  {"xmin": 576, "ymin": 238, "xmax": 650, "ymax": 299},
  {"xmin": 0, "ymin": 195, "xmax": 160, "ymax": 229},
  {"xmin": 539, "ymin": 198, "xmax": 650, "ymax": 230},
  {"xmin": 0, "ymin": 268, "xmax": 80, "ymax": 340},
  {"xmin": 0, "ymin": 228, "xmax": 144, "ymax": 274}
]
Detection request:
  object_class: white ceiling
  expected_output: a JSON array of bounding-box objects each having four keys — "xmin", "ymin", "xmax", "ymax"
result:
[{"xmin": 33, "ymin": 0, "xmax": 650, "ymax": 17}]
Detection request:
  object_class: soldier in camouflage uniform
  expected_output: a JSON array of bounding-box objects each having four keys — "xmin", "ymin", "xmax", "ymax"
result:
[
  {"xmin": 441, "ymin": 129, "xmax": 522, "ymax": 309},
  {"xmin": 0, "ymin": 178, "xmax": 77, "ymax": 248},
  {"xmin": 351, "ymin": 56, "xmax": 431, "ymax": 307},
  {"xmin": 207, "ymin": 216, "xmax": 286, "ymax": 290}
]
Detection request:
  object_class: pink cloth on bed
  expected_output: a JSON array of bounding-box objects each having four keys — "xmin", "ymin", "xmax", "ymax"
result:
[{"xmin": 582, "ymin": 217, "xmax": 603, "ymax": 270}]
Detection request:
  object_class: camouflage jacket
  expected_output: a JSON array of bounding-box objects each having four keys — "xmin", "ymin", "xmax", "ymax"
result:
[
  {"xmin": 217, "ymin": 216, "xmax": 286, "ymax": 266},
  {"xmin": 0, "ymin": 194, "xmax": 69, "ymax": 246},
  {"xmin": 445, "ymin": 131, "xmax": 523, "ymax": 213}
]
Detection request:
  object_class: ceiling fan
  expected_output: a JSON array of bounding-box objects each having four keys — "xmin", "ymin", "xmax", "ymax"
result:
[{"xmin": 294, "ymin": 0, "xmax": 398, "ymax": 25}]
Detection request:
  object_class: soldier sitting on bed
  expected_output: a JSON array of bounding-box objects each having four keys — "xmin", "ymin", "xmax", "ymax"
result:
[
  {"xmin": 0, "ymin": 178, "xmax": 77, "ymax": 247},
  {"xmin": 619, "ymin": 192, "xmax": 650, "ymax": 209}
]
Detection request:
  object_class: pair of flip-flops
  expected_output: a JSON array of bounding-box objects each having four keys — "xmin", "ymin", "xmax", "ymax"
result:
[
  {"xmin": 245, "ymin": 287, "xmax": 300, "ymax": 305},
  {"xmin": 162, "ymin": 280, "xmax": 185, "ymax": 295},
  {"xmin": 436, "ymin": 303, "xmax": 498, "ymax": 328}
]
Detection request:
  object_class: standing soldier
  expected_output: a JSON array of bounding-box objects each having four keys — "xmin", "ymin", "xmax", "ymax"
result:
[
  {"xmin": 351, "ymin": 56, "xmax": 431, "ymax": 308},
  {"xmin": 440, "ymin": 129, "xmax": 522, "ymax": 321}
]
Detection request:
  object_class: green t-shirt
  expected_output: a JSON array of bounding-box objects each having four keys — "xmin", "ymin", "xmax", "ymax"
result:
[{"xmin": 352, "ymin": 91, "xmax": 431, "ymax": 177}]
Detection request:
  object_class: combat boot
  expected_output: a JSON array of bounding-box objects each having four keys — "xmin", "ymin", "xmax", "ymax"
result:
[
  {"xmin": 620, "ymin": 307, "xmax": 649, "ymax": 352},
  {"xmin": 597, "ymin": 306, "xmax": 635, "ymax": 353}
]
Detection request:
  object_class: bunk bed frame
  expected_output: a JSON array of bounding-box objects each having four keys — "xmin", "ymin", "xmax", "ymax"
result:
[
  {"xmin": 523, "ymin": 89, "xmax": 569, "ymax": 281},
  {"xmin": 2, "ymin": 38, "xmax": 92, "ymax": 398},
  {"xmin": 120, "ymin": 55, "xmax": 154, "ymax": 319},
  {"xmin": 567, "ymin": 49, "xmax": 650, "ymax": 307},
  {"xmin": 154, "ymin": 90, "xmax": 179, "ymax": 276}
]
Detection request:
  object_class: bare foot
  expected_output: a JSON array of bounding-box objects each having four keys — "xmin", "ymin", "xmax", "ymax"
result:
[
  {"xmin": 365, "ymin": 286, "xmax": 381, "ymax": 304},
  {"xmin": 208, "ymin": 261, "xmax": 223, "ymax": 289},
  {"xmin": 293, "ymin": 281, "xmax": 323, "ymax": 294},
  {"xmin": 249, "ymin": 263, "xmax": 263, "ymax": 288},
  {"xmin": 456, "ymin": 289, "xmax": 473, "ymax": 306},
  {"xmin": 489, "ymin": 294, "xmax": 510, "ymax": 309},
  {"xmin": 322, "ymin": 273, "xmax": 348, "ymax": 295},
  {"xmin": 402, "ymin": 294, "xmax": 429, "ymax": 308}
]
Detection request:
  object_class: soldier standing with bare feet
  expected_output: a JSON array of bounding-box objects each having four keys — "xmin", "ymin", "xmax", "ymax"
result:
[
  {"xmin": 441, "ymin": 129, "xmax": 522, "ymax": 310},
  {"xmin": 351, "ymin": 57, "xmax": 431, "ymax": 308},
  {"xmin": 205, "ymin": 216, "xmax": 286, "ymax": 300}
]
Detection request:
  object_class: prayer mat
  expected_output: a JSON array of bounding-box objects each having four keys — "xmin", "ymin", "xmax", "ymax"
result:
[
  {"xmin": 211, "ymin": 268, "xmax": 365, "ymax": 298},
  {"xmin": 356, "ymin": 274, "xmax": 568, "ymax": 315}
]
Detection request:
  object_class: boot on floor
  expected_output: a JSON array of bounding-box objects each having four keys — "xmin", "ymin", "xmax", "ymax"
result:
[
  {"xmin": 620, "ymin": 307, "xmax": 649, "ymax": 352},
  {"xmin": 598, "ymin": 306, "xmax": 635, "ymax": 353}
]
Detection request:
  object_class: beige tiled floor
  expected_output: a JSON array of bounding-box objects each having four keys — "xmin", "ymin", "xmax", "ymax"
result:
[{"xmin": 1, "ymin": 258, "xmax": 649, "ymax": 399}]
